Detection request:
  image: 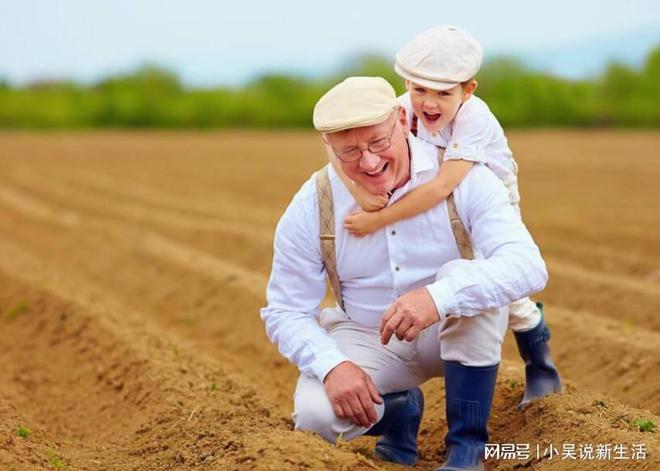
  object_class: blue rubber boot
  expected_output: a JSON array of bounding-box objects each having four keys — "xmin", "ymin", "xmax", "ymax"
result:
[
  {"xmin": 437, "ymin": 361, "xmax": 498, "ymax": 471},
  {"xmin": 365, "ymin": 388, "xmax": 424, "ymax": 466},
  {"xmin": 514, "ymin": 303, "xmax": 562, "ymax": 410}
]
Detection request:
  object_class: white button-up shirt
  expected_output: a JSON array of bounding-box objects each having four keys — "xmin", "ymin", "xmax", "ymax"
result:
[{"xmin": 260, "ymin": 136, "xmax": 547, "ymax": 382}]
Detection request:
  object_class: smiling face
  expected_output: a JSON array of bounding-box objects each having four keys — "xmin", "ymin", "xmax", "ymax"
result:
[
  {"xmin": 325, "ymin": 108, "xmax": 411, "ymax": 196},
  {"xmin": 407, "ymin": 80, "xmax": 477, "ymax": 133}
]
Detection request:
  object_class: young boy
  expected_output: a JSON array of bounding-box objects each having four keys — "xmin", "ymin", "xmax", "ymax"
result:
[{"xmin": 330, "ymin": 26, "xmax": 562, "ymax": 411}]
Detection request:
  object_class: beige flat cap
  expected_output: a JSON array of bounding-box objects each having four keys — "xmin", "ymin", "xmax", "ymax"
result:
[
  {"xmin": 395, "ymin": 25, "xmax": 483, "ymax": 90},
  {"xmin": 313, "ymin": 76, "xmax": 399, "ymax": 133}
]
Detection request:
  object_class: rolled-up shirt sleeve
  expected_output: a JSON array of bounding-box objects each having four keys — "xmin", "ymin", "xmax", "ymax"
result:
[
  {"xmin": 426, "ymin": 166, "xmax": 548, "ymax": 318},
  {"xmin": 443, "ymin": 110, "xmax": 491, "ymax": 164},
  {"xmin": 260, "ymin": 181, "xmax": 349, "ymax": 381}
]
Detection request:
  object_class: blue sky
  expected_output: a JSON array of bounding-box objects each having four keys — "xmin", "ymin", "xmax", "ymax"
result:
[{"xmin": 1, "ymin": 0, "xmax": 659, "ymax": 86}]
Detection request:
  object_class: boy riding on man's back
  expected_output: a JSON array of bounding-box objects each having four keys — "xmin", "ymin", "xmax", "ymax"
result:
[{"xmin": 331, "ymin": 25, "xmax": 562, "ymax": 409}]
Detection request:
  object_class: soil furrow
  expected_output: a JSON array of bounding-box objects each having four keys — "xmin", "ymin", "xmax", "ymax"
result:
[
  {"xmin": 503, "ymin": 305, "xmax": 660, "ymax": 414},
  {"xmin": 2, "ymin": 187, "xmax": 660, "ymax": 422},
  {"xmin": 2, "ymin": 243, "xmax": 658, "ymax": 470},
  {"xmin": 10, "ymin": 164, "xmax": 280, "ymax": 228},
  {"xmin": 1, "ymin": 171, "xmax": 275, "ymax": 247},
  {"xmin": 0, "ymin": 240, "xmax": 382, "ymax": 471},
  {"xmin": 1, "ymin": 130, "xmax": 659, "ymax": 470}
]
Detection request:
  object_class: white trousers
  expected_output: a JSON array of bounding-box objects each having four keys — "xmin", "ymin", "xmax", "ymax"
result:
[
  {"xmin": 508, "ymin": 297, "xmax": 542, "ymax": 331},
  {"xmin": 507, "ymin": 199, "xmax": 543, "ymax": 332},
  {"xmin": 293, "ymin": 259, "xmax": 509, "ymax": 444}
]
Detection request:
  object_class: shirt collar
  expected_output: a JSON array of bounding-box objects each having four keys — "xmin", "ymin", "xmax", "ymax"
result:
[
  {"xmin": 387, "ymin": 135, "xmax": 437, "ymax": 204},
  {"xmin": 407, "ymin": 134, "xmax": 435, "ymax": 186}
]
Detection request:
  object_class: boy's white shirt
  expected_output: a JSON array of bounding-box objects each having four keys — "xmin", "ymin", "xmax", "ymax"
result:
[{"xmin": 398, "ymin": 92, "xmax": 519, "ymax": 189}]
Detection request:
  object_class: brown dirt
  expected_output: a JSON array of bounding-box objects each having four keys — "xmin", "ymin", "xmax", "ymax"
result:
[{"xmin": 0, "ymin": 130, "xmax": 658, "ymax": 470}]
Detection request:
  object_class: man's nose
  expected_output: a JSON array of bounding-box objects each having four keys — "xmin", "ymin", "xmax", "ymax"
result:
[{"xmin": 359, "ymin": 150, "xmax": 380, "ymax": 171}]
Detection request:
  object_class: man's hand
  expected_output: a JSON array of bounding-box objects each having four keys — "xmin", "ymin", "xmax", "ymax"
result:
[
  {"xmin": 380, "ymin": 287, "xmax": 440, "ymax": 345},
  {"xmin": 323, "ymin": 361, "xmax": 383, "ymax": 428}
]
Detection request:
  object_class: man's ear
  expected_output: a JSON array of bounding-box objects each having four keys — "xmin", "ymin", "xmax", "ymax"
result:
[
  {"xmin": 462, "ymin": 79, "xmax": 478, "ymax": 101},
  {"xmin": 322, "ymin": 132, "xmax": 336, "ymax": 153},
  {"xmin": 397, "ymin": 106, "xmax": 410, "ymax": 135}
]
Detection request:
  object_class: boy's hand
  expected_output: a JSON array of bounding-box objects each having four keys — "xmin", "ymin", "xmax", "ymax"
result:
[
  {"xmin": 354, "ymin": 189, "xmax": 388, "ymax": 212},
  {"xmin": 344, "ymin": 209, "xmax": 385, "ymax": 237}
]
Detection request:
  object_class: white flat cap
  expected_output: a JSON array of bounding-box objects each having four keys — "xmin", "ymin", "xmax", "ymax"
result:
[
  {"xmin": 395, "ymin": 25, "xmax": 483, "ymax": 90},
  {"xmin": 313, "ymin": 76, "xmax": 399, "ymax": 133}
]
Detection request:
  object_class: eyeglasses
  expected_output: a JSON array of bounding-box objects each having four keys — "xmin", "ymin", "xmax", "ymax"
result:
[{"xmin": 331, "ymin": 117, "xmax": 398, "ymax": 163}]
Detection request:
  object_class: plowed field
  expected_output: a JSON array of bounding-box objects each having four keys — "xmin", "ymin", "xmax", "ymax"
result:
[{"xmin": 0, "ymin": 130, "xmax": 658, "ymax": 470}]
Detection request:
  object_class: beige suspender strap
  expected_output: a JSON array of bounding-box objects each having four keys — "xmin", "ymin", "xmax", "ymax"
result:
[
  {"xmin": 447, "ymin": 193, "xmax": 475, "ymax": 260},
  {"xmin": 437, "ymin": 148, "xmax": 475, "ymax": 260},
  {"xmin": 315, "ymin": 165, "xmax": 344, "ymax": 309}
]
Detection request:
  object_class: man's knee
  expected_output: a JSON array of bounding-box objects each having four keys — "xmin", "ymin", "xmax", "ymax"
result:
[
  {"xmin": 438, "ymin": 311, "xmax": 508, "ymax": 366},
  {"xmin": 293, "ymin": 374, "xmax": 373, "ymax": 444},
  {"xmin": 293, "ymin": 392, "xmax": 341, "ymax": 443},
  {"xmin": 434, "ymin": 261, "xmax": 508, "ymax": 366}
]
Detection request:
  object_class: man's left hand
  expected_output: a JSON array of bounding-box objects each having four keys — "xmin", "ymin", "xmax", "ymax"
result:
[{"xmin": 380, "ymin": 287, "xmax": 440, "ymax": 344}]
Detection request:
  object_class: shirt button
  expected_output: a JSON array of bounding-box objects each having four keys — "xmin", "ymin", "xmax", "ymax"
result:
[
  {"xmin": 391, "ymin": 230, "xmax": 396, "ymax": 236},
  {"xmin": 453, "ymin": 143, "xmax": 459, "ymax": 149},
  {"xmin": 395, "ymin": 266, "xmax": 400, "ymax": 271}
]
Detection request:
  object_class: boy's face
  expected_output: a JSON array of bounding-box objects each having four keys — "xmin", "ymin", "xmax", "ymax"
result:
[
  {"xmin": 325, "ymin": 108, "xmax": 411, "ymax": 196},
  {"xmin": 407, "ymin": 80, "xmax": 476, "ymax": 133}
]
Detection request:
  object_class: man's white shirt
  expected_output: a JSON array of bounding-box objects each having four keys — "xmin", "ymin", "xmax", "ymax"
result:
[{"xmin": 260, "ymin": 135, "xmax": 547, "ymax": 383}]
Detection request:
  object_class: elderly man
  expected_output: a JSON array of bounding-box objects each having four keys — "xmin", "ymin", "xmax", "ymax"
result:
[{"xmin": 260, "ymin": 77, "xmax": 549, "ymax": 471}]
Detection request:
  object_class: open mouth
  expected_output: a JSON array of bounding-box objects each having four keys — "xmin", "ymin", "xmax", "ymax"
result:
[
  {"xmin": 423, "ymin": 111, "xmax": 441, "ymax": 123},
  {"xmin": 365, "ymin": 162, "xmax": 389, "ymax": 178}
]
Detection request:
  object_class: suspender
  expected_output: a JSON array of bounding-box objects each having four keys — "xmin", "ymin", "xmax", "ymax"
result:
[
  {"xmin": 315, "ymin": 147, "xmax": 474, "ymax": 308},
  {"xmin": 439, "ymin": 146, "xmax": 476, "ymax": 261},
  {"xmin": 315, "ymin": 165, "xmax": 344, "ymax": 309},
  {"xmin": 447, "ymin": 191, "xmax": 475, "ymax": 260}
]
